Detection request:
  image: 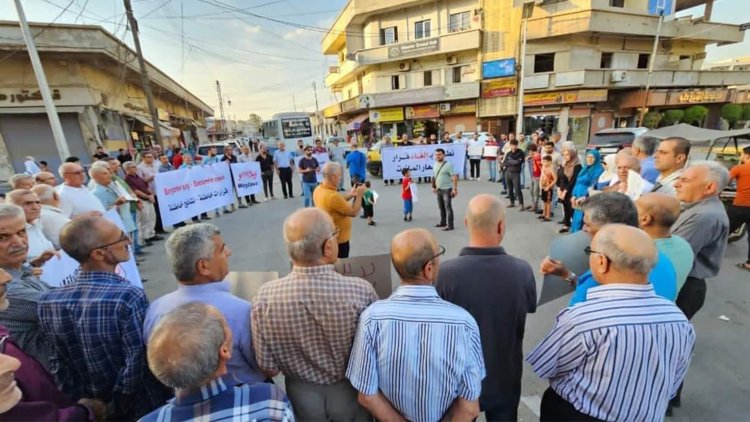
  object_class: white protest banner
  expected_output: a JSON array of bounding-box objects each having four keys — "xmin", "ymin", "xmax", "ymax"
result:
[
  {"xmin": 483, "ymin": 146, "xmax": 499, "ymax": 157},
  {"xmin": 40, "ymin": 210, "xmax": 143, "ymax": 289},
  {"xmin": 154, "ymin": 162, "xmax": 234, "ymax": 226},
  {"xmin": 294, "ymin": 153, "xmax": 329, "ymax": 183},
  {"xmin": 467, "ymin": 145, "xmax": 484, "ymax": 157},
  {"xmin": 410, "ymin": 183, "xmax": 419, "ymax": 203},
  {"xmin": 230, "ymin": 162, "xmax": 262, "ymax": 197},
  {"xmin": 381, "ymin": 143, "xmax": 467, "ymax": 180}
]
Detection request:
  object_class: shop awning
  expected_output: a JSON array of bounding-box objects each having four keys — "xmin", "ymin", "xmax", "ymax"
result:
[
  {"xmin": 347, "ymin": 114, "xmax": 369, "ymax": 131},
  {"xmin": 125, "ymin": 114, "xmax": 179, "ymax": 138}
]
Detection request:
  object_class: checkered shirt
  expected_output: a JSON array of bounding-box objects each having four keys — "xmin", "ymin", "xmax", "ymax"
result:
[{"xmin": 252, "ymin": 265, "xmax": 378, "ymax": 384}]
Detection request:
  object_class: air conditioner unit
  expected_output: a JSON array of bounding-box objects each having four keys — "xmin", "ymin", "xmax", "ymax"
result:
[
  {"xmin": 399, "ymin": 62, "xmax": 410, "ymax": 71},
  {"xmin": 446, "ymin": 55, "xmax": 458, "ymax": 65},
  {"xmin": 610, "ymin": 70, "xmax": 628, "ymax": 82},
  {"xmin": 439, "ymin": 103, "xmax": 451, "ymax": 112}
]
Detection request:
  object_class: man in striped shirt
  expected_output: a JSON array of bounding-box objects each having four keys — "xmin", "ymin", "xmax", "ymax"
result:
[
  {"xmin": 528, "ymin": 224, "xmax": 695, "ymax": 421},
  {"xmin": 347, "ymin": 228, "xmax": 486, "ymax": 422}
]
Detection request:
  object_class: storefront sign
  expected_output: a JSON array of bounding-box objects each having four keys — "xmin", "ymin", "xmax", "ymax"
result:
[
  {"xmin": 669, "ymin": 89, "xmax": 729, "ymax": 105},
  {"xmin": 405, "ymin": 104, "xmax": 440, "ymax": 119},
  {"xmin": 482, "ymin": 58, "xmax": 516, "ymax": 79},
  {"xmin": 281, "ymin": 117, "xmax": 312, "ymax": 138},
  {"xmin": 445, "ymin": 82, "xmax": 480, "ymax": 100},
  {"xmin": 323, "ymin": 103, "xmax": 341, "ymax": 118},
  {"xmin": 369, "ymin": 107, "xmax": 404, "ymax": 123},
  {"xmin": 341, "ymin": 97, "xmax": 360, "ymax": 113},
  {"xmin": 387, "ymin": 38, "xmax": 440, "ymax": 59},
  {"xmin": 441, "ymin": 100, "xmax": 477, "ymax": 116},
  {"xmin": 524, "ymin": 89, "xmax": 607, "ymax": 106},
  {"xmin": 481, "ymin": 78, "xmax": 517, "ymax": 98},
  {"xmin": 0, "ymin": 87, "xmax": 94, "ymax": 107}
]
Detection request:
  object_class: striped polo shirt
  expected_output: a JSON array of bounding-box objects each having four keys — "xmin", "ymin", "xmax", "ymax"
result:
[
  {"xmin": 346, "ymin": 285, "xmax": 486, "ymax": 422},
  {"xmin": 527, "ymin": 284, "xmax": 695, "ymax": 421}
]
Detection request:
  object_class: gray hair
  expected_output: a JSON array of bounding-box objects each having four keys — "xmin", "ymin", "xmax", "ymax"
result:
[
  {"xmin": 60, "ymin": 216, "xmax": 106, "ymax": 263},
  {"xmin": 31, "ymin": 184, "xmax": 56, "ymax": 202},
  {"xmin": 690, "ymin": 160, "xmax": 730, "ymax": 191},
  {"xmin": 9, "ymin": 174, "xmax": 33, "ymax": 189},
  {"xmin": 0, "ymin": 204, "xmax": 25, "ymax": 221},
  {"xmin": 561, "ymin": 141, "xmax": 576, "ymax": 152},
  {"xmin": 147, "ymin": 302, "xmax": 226, "ymax": 389},
  {"xmin": 165, "ymin": 224, "xmax": 221, "ymax": 282},
  {"xmin": 58, "ymin": 162, "xmax": 80, "ymax": 178},
  {"xmin": 632, "ymin": 136, "xmax": 658, "ymax": 156},
  {"xmin": 322, "ymin": 162, "xmax": 342, "ymax": 180},
  {"xmin": 583, "ymin": 192, "xmax": 638, "ymax": 229},
  {"xmin": 283, "ymin": 212, "xmax": 333, "ymax": 265},
  {"xmin": 595, "ymin": 225, "xmax": 657, "ymax": 275},
  {"xmin": 122, "ymin": 161, "xmax": 137, "ymax": 171}
]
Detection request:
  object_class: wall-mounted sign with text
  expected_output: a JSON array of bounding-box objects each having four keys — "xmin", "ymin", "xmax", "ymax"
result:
[
  {"xmin": 387, "ymin": 38, "xmax": 440, "ymax": 59},
  {"xmin": 482, "ymin": 58, "xmax": 516, "ymax": 79},
  {"xmin": 369, "ymin": 107, "xmax": 404, "ymax": 123},
  {"xmin": 481, "ymin": 78, "xmax": 517, "ymax": 98}
]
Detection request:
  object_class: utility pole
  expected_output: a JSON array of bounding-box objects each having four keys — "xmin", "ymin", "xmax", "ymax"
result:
[
  {"xmin": 14, "ymin": 0, "xmax": 71, "ymax": 161},
  {"xmin": 215, "ymin": 81, "xmax": 226, "ymax": 140},
  {"xmin": 292, "ymin": 94, "xmax": 297, "ymax": 112},
  {"xmin": 123, "ymin": 0, "xmax": 163, "ymax": 146},
  {"xmin": 313, "ymin": 81, "xmax": 321, "ymax": 137},
  {"xmin": 638, "ymin": 5, "xmax": 665, "ymax": 127},
  {"xmin": 516, "ymin": 1, "xmax": 535, "ymax": 135}
]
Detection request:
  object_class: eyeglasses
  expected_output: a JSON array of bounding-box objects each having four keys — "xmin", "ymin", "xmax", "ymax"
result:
[
  {"xmin": 321, "ymin": 228, "xmax": 340, "ymax": 254},
  {"xmin": 584, "ymin": 246, "xmax": 611, "ymax": 265},
  {"xmin": 89, "ymin": 231, "xmax": 131, "ymax": 255},
  {"xmin": 422, "ymin": 245, "xmax": 446, "ymax": 270}
]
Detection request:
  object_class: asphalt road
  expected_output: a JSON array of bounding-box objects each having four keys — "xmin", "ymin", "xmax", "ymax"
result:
[{"xmin": 139, "ymin": 174, "xmax": 750, "ymax": 421}]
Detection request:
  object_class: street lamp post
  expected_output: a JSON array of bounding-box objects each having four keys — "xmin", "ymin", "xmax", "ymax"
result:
[{"xmin": 516, "ymin": 1, "xmax": 535, "ymax": 135}]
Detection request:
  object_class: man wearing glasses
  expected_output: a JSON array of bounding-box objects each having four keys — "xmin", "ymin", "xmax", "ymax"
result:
[
  {"xmin": 347, "ymin": 228, "xmax": 485, "ymax": 422},
  {"xmin": 34, "ymin": 171, "xmax": 57, "ymax": 187},
  {"xmin": 38, "ymin": 216, "xmax": 169, "ymax": 420},
  {"xmin": 55, "ymin": 162, "xmax": 105, "ymax": 218},
  {"xmin": 252, "ymin": 208, "xmax": 377, "ymax": 420}
]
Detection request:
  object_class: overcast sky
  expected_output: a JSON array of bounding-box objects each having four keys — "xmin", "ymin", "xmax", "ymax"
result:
[{"xmin": 1, "ymin": 0, "xmax": 747, "ymax": 120}]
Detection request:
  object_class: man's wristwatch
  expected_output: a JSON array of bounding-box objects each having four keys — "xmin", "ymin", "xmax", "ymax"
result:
[{"xmin": 564, "ymin": 271, "xmax": 577, "ymax": 284}]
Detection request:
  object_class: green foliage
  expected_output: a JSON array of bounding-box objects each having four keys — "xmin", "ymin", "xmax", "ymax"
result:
[
  {"xmin": 661, "ymin": 109, "xmax": 684, "ymax": 126},
  {"xmin": 643, "ymin": 111, "xmax": 662, "ymax": 129},
  {"xmin": 742, "ymin": 104, "xmax": 750, "ymax": 121},
  {"xmin": 721, "ymin": 104, "xmax": 743, "ymax": 128},
  {"xmin": 683, "ymin": 105, "xmax": 708, "ymax": 125}
]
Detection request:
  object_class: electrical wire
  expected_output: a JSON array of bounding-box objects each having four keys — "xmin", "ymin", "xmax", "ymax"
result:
[{"xmin": 0, "ymin": 0, "xmax": 79, "ymax": 64}]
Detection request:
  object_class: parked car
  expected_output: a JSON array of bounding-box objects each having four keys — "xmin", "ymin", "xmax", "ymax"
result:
[
  {"xmin": 196, "ymin": 142, "xmax": 230, "ymax": 159},
  {"xmin": 587, "ymin": 127, "xmax": 649, "ymax": 155},
  {"xmin": 325, "ymin": 136, "xmax": 346, "ymax": 147}
]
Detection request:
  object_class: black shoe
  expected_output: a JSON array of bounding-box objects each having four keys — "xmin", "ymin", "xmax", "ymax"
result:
[
  {"xmin": 404, "ymin": 216, "xmax": 408, "ymax": 221},
  {"xmin": 559, "ymin": 227, "xmax": 570, "ymax": 234},
  {"xmin": 434, "ymin": 223, "xmax": 446, "ymax": 228},
  {"xmin": 149, "ymin": 235, "xmax": 165, "ymax": 241},
  {"xmin": 508, "ymin": 203, "xmax": 516, "ymax": 208},
  {"xmin": 501, "ymin": 191, "xmax": 507, "ymax": 195},
  {"xmin": 252, "ymin": 201, "xmax": 261, "ymax": 204},
  {"xmin": 143, "ymin": 240, "xmax": 153, "ymax": 247},
  {"xmin": 135, "ymin": 251, "xmax": 148, "ymax": 257},
  {"xmin": 442, "ymin": 226, "xmax": 454, "ymax": 231},
  {"xmin": 367, "ymin": 221, "xmax": 376, "ymax": 226},
  {"xmin": 239, "ymin": 204, "xmax": 248, "ymax": 209},
  {"xmin": 141, "ymin": 278, "xmax": 149, "ymax": 283},
  {"xmin": 201, "ymin": 216, "xmax": 211, "ymax": 221},
  {"xmin": 407, "ymin": 216, "xmax": 412, "ymax": 222},
  {"xmin": 290, "ymin": 195, "xmax": 295, "ymax": 198},
  {"xmin": 360, "ymin": 215, "xmax": 367, "ymax": 219}
]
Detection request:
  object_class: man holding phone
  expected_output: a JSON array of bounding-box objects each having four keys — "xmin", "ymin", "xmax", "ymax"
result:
[{"xmin": 314, "ymin": 162, "xmax": 366, "ymax": 258}]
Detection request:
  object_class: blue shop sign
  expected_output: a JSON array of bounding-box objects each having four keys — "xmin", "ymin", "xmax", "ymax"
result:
[{"xmin": 482, "ymin": 58, "xmax": 516, "ymax": 79}]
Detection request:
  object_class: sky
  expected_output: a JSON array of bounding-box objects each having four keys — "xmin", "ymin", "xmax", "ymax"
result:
[{"xmin": 1, "ymin": 0, "xmax": 748, "ymax": 120}]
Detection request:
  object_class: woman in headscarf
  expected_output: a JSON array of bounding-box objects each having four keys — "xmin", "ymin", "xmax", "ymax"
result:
[
  {"xmin": 570, "ymin": 149, "xmax": 605, "ymax": 233},
  {"xmin": 594, "ymin": 153, "xmax": 617, "ymax": 191},
  {"xmin": 556, "ymin": 148, "xmax": 581, "ymax": 233}
]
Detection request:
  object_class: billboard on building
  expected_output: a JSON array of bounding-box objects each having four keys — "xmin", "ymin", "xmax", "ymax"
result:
[
  {"xmin": 648, "ymin": 0, "xmax": 675, "ymax": 16},
  {"xmin": 482, "ymin": 58, "xmax": 516, "ymax": 79},
  {"xmin": 281, "ymin": 117, "xmax": 312, "ymax": 138},
  {"xmin": 481, "ymin": 78, "xmax": 517, "ymax": 98},
  {"xmin": 369, "ymin": 107, "xmax": 404, "ymax": 123}
]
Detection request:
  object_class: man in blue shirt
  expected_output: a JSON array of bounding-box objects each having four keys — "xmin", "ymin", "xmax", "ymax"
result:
[
  {"xmin": 273, "ymin": 141, "xmax": 295, "ymax": 199},
  {"xmin": 143, "ymin": 302, "xmax": 293, "ymax": 422},
  {"xmin": 345, "ymin": 143, "xmax": 366, "ymax": 185},
  {"xmin": 143, "ymin": 223, "xmax": 271, "ymax": 385},
  {"xmin": 633, "ymin": 136, "xmax": 660, "ymax": 184},
  {"xmin": 347, "ymin": 228, "xmax": 485, "ymax": 422}
]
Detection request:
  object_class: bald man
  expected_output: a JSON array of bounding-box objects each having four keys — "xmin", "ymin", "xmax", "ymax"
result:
[
  {"xmin": 436, "ymin": 194, "xmax": 536, "ymax": 420},
  {"xmin": 34, "ymin": 172, "xmax": 57, "ymax": 187},
  {"xmin": 347, "ymin": 229, "xmax": 485, "ymax": 422},
  {"xmin": 55, "ymin": 163, "xmax": 105, "ymax": 218},
  {"xmin": 636, "ymin": 193, "xmax": 694, "ymax": 291},
  {"xmin": 606, "ymin": 152, "xmax": 653, "ymax": 200},
  {"xmin": 252, "ymin": 208, "xmax": 376, "ymax": 420},
  {"xmin": 528, "ymin": 225, "xmax": 695, "ymax": 422}
]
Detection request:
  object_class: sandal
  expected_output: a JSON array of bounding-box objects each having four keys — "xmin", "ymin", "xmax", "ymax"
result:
[
  {"xmin": 558, "ymin": 227, "xmax": 570, "ymax": 234},
  {"xmin": 737, "ymin": 263, "xmax": 750, "ymax": 272}
]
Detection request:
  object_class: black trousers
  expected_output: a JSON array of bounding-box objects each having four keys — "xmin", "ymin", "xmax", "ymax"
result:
[
  {"xmin": 470, "ymin": 159, "xmax": 481, "ymax": 178},
  {"xmin": 729, "ymin": 204, "xmax": 750, "ymax": 262},
  {"xmin": 540, "ymin": 387, "xmax": 602, "ymax": 422},
  {"xmin": 279, "ymin": 168, "xmax": 293, "ymax": 198},
  {"xmin": 672, "ymin": 276, "xmax": 707, "ymax": 403},
  {"xmin": 261, "ymin": 170, "xmax": 274, "ymax": 198},
  {"xmin": 436, "ymin": 188, "xmax": 454, "ymax": 228},
  {"xmin": 338, "ymin": 241, "xmax": 350, "ymax": 259},
  {"xmin": 562, "ymin": 193, "xmax": 574, "ymax": 226},
  {"xmin": 153, "ymin": 196, "xmax": 165, "ymax": 233},
  {"xmin": 507, "ymin": 171, "xmax": 524, "ymax": 205}
]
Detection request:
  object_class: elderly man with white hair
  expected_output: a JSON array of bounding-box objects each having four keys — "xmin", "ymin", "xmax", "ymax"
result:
[
  {"xmin": 56, "ymin": 162, "xmax": 105, "ymax": 218},
  {"xmin": 31, "ymin": 184, "xmax": 70, "ymax": 250},
  {"xmin": 89, "ymin": 165, "xmax": 137, "ymax": 246},
  {"xmin": 34, "ymin": 171, "xmax": 57, "ymax": 187},
  {"xmin": 5, "ymin": 190, "xmax": 55, "ymax": 264},
  {"xmin": 313, "ymin": 162, "xmax": 366, "ymax": 259},
  {"xmin": 606, "ymin": 152, "xmax": 653, "ymax": 200},
  {"xmin": 9, "ymin": 174, "xmax": 34, "ymax": 190}
]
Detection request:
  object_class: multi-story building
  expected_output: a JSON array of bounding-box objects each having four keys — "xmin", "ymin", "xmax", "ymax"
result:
[
  {"xmin": 0, "ymin": 21, "xmax": 213, "ymax": 179},
  {"xmin": 508, "ymin": 0, "xmax": 750, "ymax": 144},
  {"xmin": 321, "ymin": 0, "xmax": 484, "ymax": 141}
]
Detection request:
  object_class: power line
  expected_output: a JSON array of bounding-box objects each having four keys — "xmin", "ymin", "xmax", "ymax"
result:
[{"xmin": 0, "ymin": 0, "xmax": 78, "ymax": 64}]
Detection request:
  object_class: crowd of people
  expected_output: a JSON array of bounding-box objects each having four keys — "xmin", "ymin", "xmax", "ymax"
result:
[{"xmin": 0, "ymin": 130, "xmax": 746, "ymax": 422}]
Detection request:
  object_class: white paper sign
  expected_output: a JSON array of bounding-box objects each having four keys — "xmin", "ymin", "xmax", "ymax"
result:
[
  {"xmin": 410, "ymin": 183, "xmax": 419, "ymax": 203},
  {"xmin": 483, "ymin": 146, "xmax": 499, "ymax": 157},
  {"xmin": 40, "ymin": 210, "xmax": 143, "ymax": 289},
  {"xmin": 294, "ymin": 153, "xmax": 330, "ymax": 183},
  {"xmin": 154, "ymin": 162, "xmax": 235, "ymax": 226},
  {"xmin": 230, "ymin": 162, "xmax": 262, "ymax": 197},
  {"xmin": 381, "ymin": 144, "xmax": 467, "ymax": 180},
  {"xmin": 467, "ymin": 145, "xmax": 484, "ymax": 157}
]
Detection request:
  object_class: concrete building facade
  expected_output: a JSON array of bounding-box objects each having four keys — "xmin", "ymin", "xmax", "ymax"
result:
[{"xmin": 0, "ymin": 21, "xmax": 213, "ymax": 179}]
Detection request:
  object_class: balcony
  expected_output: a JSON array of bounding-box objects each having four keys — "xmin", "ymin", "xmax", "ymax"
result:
[
  {"xmin": 523, "ymin": 69, "xmax": 750, "ymax": 92},
  {"xmin": 324, "ymin": 60, "xmax": 361, "ymax": 89},
  {"xmin": 526, "ymin": 9, "xmax": 743, "ymax": 45},
  {"xmin": 357, "ymin": 30, "xmax": 481, "ymax": 65}
]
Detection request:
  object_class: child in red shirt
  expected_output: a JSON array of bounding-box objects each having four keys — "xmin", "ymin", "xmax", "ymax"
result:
[
  {"xmin": 401, "ymin": 168, "xmax": 413, "ymax": 221},
  {"xmin": 528, "ymin": 144, "xmax": 542, "ymax": 212}
]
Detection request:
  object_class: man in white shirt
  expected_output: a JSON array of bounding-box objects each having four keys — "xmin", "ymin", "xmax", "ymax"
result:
[
  {"xmin": 24, "ymin": 156, "xmax": 42, "ymax": 176},
  {"xmin": 5, "ymin": 190, "xmax": 56, "ymax": 265},
  {"xmin": 31, "ymin": 184, "xmax": 71, "ymax": 250},
  {"xmin": 56, "ymin": 163, "xmax": 106, "ymax": 218},
  {"xmin": 136, "ymin": 152, "xmax": 166, "ymax": 234}
]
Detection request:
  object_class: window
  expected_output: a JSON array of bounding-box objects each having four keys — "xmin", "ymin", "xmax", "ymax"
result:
[
  {"xmin": 452, "ymin": 67, "xmax": 462, "ymax": 84},
  {"xmin": 424, "ymin": 71, "xmax": 433, "ymax": 86},
  {"xmin": 415, "ymin": 20, "xmax": 431, "ymax": 39},
  {"xmin": 600, "ymin": 52, "xmax": 613, "ymax": 69},
  {"xmin": 449, "ymin": 12, "xmax": 471, "ymax": 33},
  {"xmin": 534, "ymin": 53, "xmax": 555, "ymax": 73},
  {"xmin": 637, "ymin": 53, "xmax": 650, "ymax": 69},
  {"xmin": 391, "ymin": 75, "xmax": 400, "ymax": 90},
  {"xmin": 609, "ymin": 0, "xmax": 625, "ymax": 6},
  {"xmin": 380, "ymin": 27, "xmax": 398, "ymax": 45}
]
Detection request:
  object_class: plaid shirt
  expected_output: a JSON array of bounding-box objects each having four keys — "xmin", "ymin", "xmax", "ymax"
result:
[
  {"xmin": 139, "ymin": 375, "xmax": 294, "ymax": 422},
  {"xmin": 252, "ymin": 265, "xmax": 378, "ymax": 384},
  {"xmin": 38, "ymin": 271, "xmax": 168, "ymax": 419},
  {"xmin": 0, "ymin": 266, "xmax": 53, "ymax": 370}
]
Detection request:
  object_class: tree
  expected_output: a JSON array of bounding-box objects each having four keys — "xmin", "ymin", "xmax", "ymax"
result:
[
  {"xmin": 721, "ymin": 104, "xmax": 743, "ymax": 128},
  {"xmin": 247, "ymin": 113, "xmax": 263, "ymax": 129},
  {"xmin": 643, "ymin": 111, "xmax": 662, "ymax": 129},
  {"xmin": 661, "ymin": 109, "xmax": 684, "ymax": 126},
  {"xmin": 683, "ymin": 105, "xmax": 708, "ymax": 126},
  {"xmin": 742, "ymin": 104, "xmax": 750, "ymax": 121}
]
